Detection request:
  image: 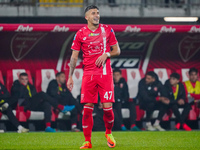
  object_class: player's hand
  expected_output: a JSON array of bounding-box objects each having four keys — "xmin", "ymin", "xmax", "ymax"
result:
[
  {"xmin": 67, "ymin": 77, "xmax": 74, "ymax": 92},
  {"xmin": 177, "ymin": 99, "xmax": 185, "ymax": 105},
  {"xmin": 163, "ymin": 98, "xmax": 170, "ymax": 105},
  {"xmin": 95, "ymin": 53, "xmax": 108, "ymax": 67},
  {"xmin": 160, "ymin": 97, "xmax": 170, "ymax": 105}
]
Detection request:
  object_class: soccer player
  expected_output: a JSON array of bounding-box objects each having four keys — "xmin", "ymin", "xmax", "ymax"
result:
[{"xmin": 67, "ymin": 5, "xmax": 120, "ymax": 149}]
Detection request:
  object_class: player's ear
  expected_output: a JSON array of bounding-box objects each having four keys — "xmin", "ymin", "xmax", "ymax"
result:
[{"xmin": 85, "ymin": 14, "xmax": 88, "ymax": 21}]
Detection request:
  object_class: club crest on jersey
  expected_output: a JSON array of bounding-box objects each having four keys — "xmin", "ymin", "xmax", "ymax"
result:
[{"xmin": 89, "ymin": 33, "xmax": 100, "ymax": 37}]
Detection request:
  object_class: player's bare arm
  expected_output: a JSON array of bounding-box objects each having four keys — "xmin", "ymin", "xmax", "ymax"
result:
[
  {"xmin": 67, "ymin": 50, "xmax": 79, "ymax": 91},
  {"xmin": 95, "ymin": 43, "xmax": 121, "ymax": 67}
]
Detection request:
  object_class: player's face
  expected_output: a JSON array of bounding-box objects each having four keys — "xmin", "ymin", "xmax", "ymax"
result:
[
  {"xmin": 189, "ymin": 72, "xmax": 198, "ymax": 83},
  {"xmin": 58, "ymin": 73, "xmax": 66, "ymax": 85},
  {"xmin": 19, "ymin": 76, "xmax": 28, "ymax": 86},
  {"xmin": 113, "ymin": 72, "xmax": 122, "ymax": 83},
  {"xmin": 85, "ymin": 9, "xmax": 100, "ymax": 26},
  {"xmin": 145, "ymin": 75, "xmax": 155, "ymax": 85},
  {"xmin": 170, "ymin": 77, "xmax": 179, "ymax": 86}
]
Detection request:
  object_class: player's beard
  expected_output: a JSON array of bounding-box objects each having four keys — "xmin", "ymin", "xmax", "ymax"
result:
[{"xmin": 93, "ymin": 23, "xmax": 99, "ymax": 26}]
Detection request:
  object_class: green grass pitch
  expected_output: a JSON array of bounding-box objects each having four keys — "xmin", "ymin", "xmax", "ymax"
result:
[{"xmin": 0, "ymin": 131, "xmax": 200, "ymax": 149}]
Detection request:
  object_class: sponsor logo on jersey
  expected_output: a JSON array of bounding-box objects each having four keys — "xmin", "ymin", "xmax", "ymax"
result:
[
  {"xmin": 0, "ymin": 26, "xmax": 3, "ymax": 31},
  {"xmin": 154, "ymin": 87, "xmax": 158, "ymax": 92},
  {"xmin": 160, "ymin": 26, "xmax": 176, "ymax": 33},
  {"xmin": 15, "ymin": 25, "xmax": 33, "ymax": 32},
  {"xmin": 51, "ymin": 25, "xmax": 69, "ymax": 32},
  {"xmin": 188, "ymin": 26, "xmax": 200, "ymax": 33},
  {"xmin": 88, "ymin": 33, "xmax": 100, "ymax": 37}
]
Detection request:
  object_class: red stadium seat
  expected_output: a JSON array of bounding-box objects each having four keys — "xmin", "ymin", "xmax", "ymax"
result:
[
  {"xmin": 0, "ymin": 70, "xmax": 4, "ymax": 85},
  {"xmin": 121, "ymin": 69, "xmax": 145, "ymax": 121},
  {"xmin": 65, "ymin": 69, "xmax": 83, "ymax": 99},
  {"xmin": 0, "ymin": 70, "xmax": 3, "ymax": 119},
  {"xmin": 121, "ymin": 69, "xmax": 144, "ymax": 99},
  {"xmin": 6, "ymin": 69, "xmax": 33, "ymax": 92},
  {"xmin": 176, "ymin": 68, "xmax": 190, "ymax": 82},
  {"xmin": 149, "ymin": 68, "xmax": 172, "ymax": 84},
  {"xmin": 35, "ymin": 69, "xmax": 58, "ymax": 92}
]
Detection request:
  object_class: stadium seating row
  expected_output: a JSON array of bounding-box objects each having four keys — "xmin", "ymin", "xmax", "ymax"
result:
[{"xmin": 0, "ymin": 68, "xmax": 200, "ymax": 127}]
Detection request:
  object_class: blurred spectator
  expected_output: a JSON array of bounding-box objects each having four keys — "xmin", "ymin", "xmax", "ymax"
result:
[
  {"xmin": 113, "ymin": 69, "xmax": 140, "ymax": 131},
  {"xmin": 165, "ymin": 0, "xmax": 180, "ymax": 7},
  {"xmin": 0, "ymin": 82, "xmax": 28, "ymax": 133},
  {"xmin": 47, "ymin": 72, "xmax": 82, "ymax": 132},
  {"xmin": 11, "ymin": 72, "xmax": 72, "ymax": 132},
  {"xmin": 108, "ymin": 0, "xmax": 118, "ymax": 7},
  {"xmin": 137, "ymin": 71, "xmax": 169, "ymax": 131},
  {"xmin": 164, "ymin": 73, "xmax": 191, "ymax": 131}
]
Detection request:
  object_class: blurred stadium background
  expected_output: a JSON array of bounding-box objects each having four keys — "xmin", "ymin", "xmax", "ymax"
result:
[
  {"xmin": 0, "ymin": 1, "xmax": 200, "ymax": 149},
  {"xmin": 0, "ymin": 0, "xmax": 200, "ymax": 133},
  {"xmin": 0, "ymin": 0, "xmax": 200, "ymax": 17}
]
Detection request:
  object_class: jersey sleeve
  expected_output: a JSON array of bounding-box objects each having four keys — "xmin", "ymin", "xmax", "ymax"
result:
[
  {"xmin": 71, "ymin": 31, "xmax": 81, "ymax": 51},
  {"xmin": 109, "ymin": 28, "xmax": 118, "ymax": 46}
]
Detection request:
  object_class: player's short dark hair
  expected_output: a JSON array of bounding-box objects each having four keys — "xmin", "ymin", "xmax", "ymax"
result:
[
  {"xmin": 19, "ymin": 72, "xmax": 28, "ymax": 77},
  {"xmin": 170, "ymin": 73, "xmax": 180, "ymax": 80},
  {"xmin": 146, "ymin": 71, "xmax": 157, "ymax": 79},
  {"xmin": 84, "ymin": 5, "xmax": 99, "ymax": 14},
  {"xmin": 56, "ymin": 72, "xmax": 65, "ymax": 77},
  {"xmin": 113, "ymin": 69, "xmax": 122, "ymax": 74},
  {"xmin": 189, "ymin": 67, "xmax": 198, "ymax": 75}
]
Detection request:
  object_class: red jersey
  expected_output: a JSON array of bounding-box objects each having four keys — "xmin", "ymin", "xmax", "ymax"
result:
[{"xmin": 71, "ymin": 24, "xmax": 118, "ymax": 75}]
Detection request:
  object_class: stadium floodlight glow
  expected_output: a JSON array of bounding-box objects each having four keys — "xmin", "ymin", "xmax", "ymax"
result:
[{"xmin": 164, "ymin": 17, "xmax": 198, "ymax": 22}]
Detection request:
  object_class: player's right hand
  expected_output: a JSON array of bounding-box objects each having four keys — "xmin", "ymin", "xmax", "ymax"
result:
[
  {"xmin": 95, "ymin": 53, "xmax": 108, "ymax": 67},
  {"xmin": 67, "ymin": 77, "xmax": 74, "ymax": 92},
  {"xmin": 160, "ymin": 97, "xmax": 170, "ymax": 105}
]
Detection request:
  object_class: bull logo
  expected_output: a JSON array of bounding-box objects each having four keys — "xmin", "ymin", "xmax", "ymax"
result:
[
  {"xmin": 186, "ymin": 71, "xmax": 189, "ymax": 79},
  {"xmin": 131, "ymin": 71, "xmax": 136, "ymax": 79},
  {"xmin": 75, "ymin": 71, "xmax": 80, "ymax": 79},
  {"xmin": 158, "ymin": 71, "xmax": 163, "ymax": 79},
  {"xmin": 46, "ymin": 71, "xmax": 51, "ymax": 80}
]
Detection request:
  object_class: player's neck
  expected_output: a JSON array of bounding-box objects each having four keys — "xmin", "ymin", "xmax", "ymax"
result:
[{"xmin": 87, "ymin": 23, "xmax": 99, "ymax": 31}]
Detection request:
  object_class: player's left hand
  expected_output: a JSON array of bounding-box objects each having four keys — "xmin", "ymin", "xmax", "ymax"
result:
[
  {"xmin": 177, "ymin": 99, "xmax": 185, "ymax": 105},
  {"xmin": 95, "ymin": 53, "xmax": 108, "ymax": 67}
]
